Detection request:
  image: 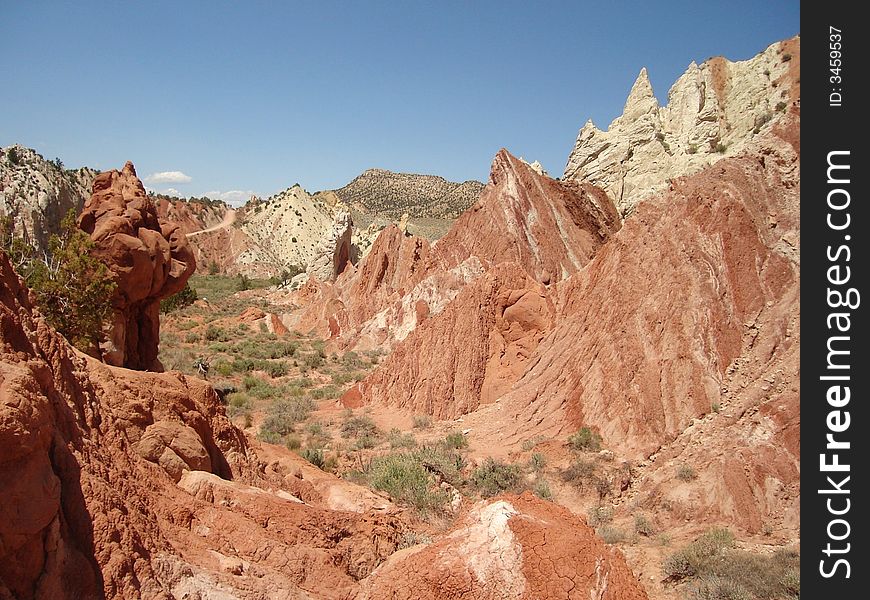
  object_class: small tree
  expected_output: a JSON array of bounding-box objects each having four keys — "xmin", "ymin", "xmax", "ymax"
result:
[
  {"xmin": 5, "ymin": 210, "xmax": 116, "ymax": 353},
  {"xmin": 6, "ymin": 147, "xmax": 21, "ymax": 165},
  {"xmin": 160, "ymin": 282, "xmax": 198, "ymax": 313}
]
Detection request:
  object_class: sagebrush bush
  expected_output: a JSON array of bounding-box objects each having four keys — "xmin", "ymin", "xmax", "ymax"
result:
[
  {"xmin": 413, "ymin": 414, "xmax": 432, "ymax": 429},
  {"xmin": 341, "ymin": 414, "xmax": 380, "ymax": 439},
  {"xmin": 471, "ymin": 458, "xmax": 523, "ymax": 498},
  {"xmin": 568, "ymin": 427, "xmax": 602, "ymax": 452},
  {"xmin": 367, "ymin": 452, "xmax": 448, "ymax": 515},
  {"xmin": 677, "ymin": 463, "xmax": 698, "ymax": 481},
  {"xmin": 444, "ymin": 431, "xmax": 468, "ymax": 450},
  {"xmin": 663, "ymin": 528, "xmax": 735, "ymax": 581},
  {"xmin": 257, "ymin": 397, "xmax": 315, "ymax": 444}
]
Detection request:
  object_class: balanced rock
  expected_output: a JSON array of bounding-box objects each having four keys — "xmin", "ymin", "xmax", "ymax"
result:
[{"xmin": 77, "ymin": 161, "xmax": 195, "ymax": 370}]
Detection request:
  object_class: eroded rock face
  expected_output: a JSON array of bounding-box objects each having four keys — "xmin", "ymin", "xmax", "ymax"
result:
[
  {"xmin": 564, "ymin": 37, "xmax": 800, "ymax": 215},
  {"xmin": 77, "ymin": 162, "xmax": 196, "ymax": 370},
  {"xmin": 307, "ymin": 210, "xmax": 354, "ymax": 282},
  {"xmin": 291, "ymin": 149, "xmax": 620, "ymax": 351},
  {"xmin": 358, "ymin": 493, "xmax": 649, "ymax": 600},
  {"xmin": 0, "ymin": 144, "xmax": 98, "ymax": 253},
  {"xmin": 437, "ymin": 149, "xmax": 620, "ymax": 285},
  {"xmin": 346, "ymin": 263, "xmax": 554, "ymax": 419},
  {"xmin": 0, "ymin": 251, "xmax": 407, "ymax": 599}
]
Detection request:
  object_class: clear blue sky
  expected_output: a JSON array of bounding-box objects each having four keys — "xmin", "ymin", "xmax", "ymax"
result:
[{"xmin": 1, "ymin": 1, "xmax": 799, "ymax": 204}]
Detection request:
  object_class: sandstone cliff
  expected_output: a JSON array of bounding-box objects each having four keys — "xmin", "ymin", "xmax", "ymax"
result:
[
  {"xmin": 0, "ymin": 144, "xmax": 98, "ymax": 252},
  {"xmin": 77, "ymin": 162, "xmax": 196, "ymax": 370},
  {"xmin": 564, "ymin": 36, "xmax": 800, "ymax": 215}
]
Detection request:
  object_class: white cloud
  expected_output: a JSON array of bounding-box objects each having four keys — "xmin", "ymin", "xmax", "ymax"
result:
[
  {"xmin": 204, "ymin": 190, "xmax": 257, "ymax": 207},
  {"xmin": 145, "ymin": 170, "xmax": 192, "ymax": 184},
  {"xmin": 164, "ymin": 187, "xmax": 182, "ymax": 196}
]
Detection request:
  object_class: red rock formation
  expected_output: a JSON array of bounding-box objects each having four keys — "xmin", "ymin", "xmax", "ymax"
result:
[
  {"xmin": 77, "ymin": 162, "xmax": 196, "ymax": 370},
  {"xmin": 0, "ymin": 251, "xmax": 407, "ymax": 599},
  {"xmin": 292, "ymin": 149, "xmax": 620, "ymax": 350},
  {"xmin": 346, "ymin": 263, "xmax": 554, "ymax": 419},
  {"xmin": 358, "ymin": 493, "xmax": 649, "ymax": 600},
  {"xmin": 436, "ymin": 149, "xmax": 621, "ymax": 284},
  {"xmin": 489, "ymin": 113, "xmax": 800, "ymax": 460},
  {"xmin": 152, "ymin": 196, "xmax": 227, "ymax": 235}
]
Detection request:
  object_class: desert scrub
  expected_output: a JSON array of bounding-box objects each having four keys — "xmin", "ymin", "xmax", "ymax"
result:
[
  {"xmin": 257, "ymin": 397, "xmax": 315, "ymax": 444},
  {"xmin": 444, "ymin": 431, "xmax": 468, "ymax": 450},
  {"xmin": 560, "ymin": 457, "xmax": 599, "ymax": 490},
  {"xmin": 634, "ymin": 513, "xmax": 655, "ymax": 537},
  {"xmin": 597, "ymin": 525, "xmax": 629, "ymax": 545},
  {"xmin": 586, "ymin": 505, "xmax": 613, "ymax": 527},
  {"xmin": 664, "ymin": 531, "xmax": 798, "ymax": 600},
  {"xmin": 662, "ymin": 528, "xmax": 735, "ymax": 581},
  {"xmin": 412, "ymin": 414, "xmax": 432, "ymax": 429},
  {"xmin": 529, "ymin": 452, "xmax": 547, "ymax": 472},
  {"xmin": 388, "ymin": 428, "xmax": 417, "ymax": 449},
  {"xmin": 677, "ymin": 463, "xmax": 698, "ymax": 481},
  {"xmin": 470, "ymin": 458, "xmax": 524, "ymax": 498},
  {"xmin": 341, "ymin": 414, "xmax": 380, "ymax": 439},
  {"xmin": 567, "ymin": 427, "xmax": 602, "ymax": 452},
  {"xmin": 533, "ymin": 479, "xmax": 553, "ymax": 501},
  {"xmin": 367, "ymin": 452, "xmax": 448, "ymax": 515}
]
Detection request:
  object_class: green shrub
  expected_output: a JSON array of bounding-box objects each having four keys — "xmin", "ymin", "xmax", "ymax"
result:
[
  {"xmin": 587, "ymin": 505, "xmax": 613, "ymax": 527},
  {"xmin": 529, "ymin": 452, "xmax": 547, "ymax": 472},
  {"xmin": 310, "ymin": 385, "xmax": 341, "ymax": 399},
  {"xmin": 634, "ymin": 513, "xmax": 655, "ymax": 537},
  {"xmin": 257, "ymin": 396, "xmax": 315, "ymax": 443},
  {"xmin": 301, "ymin": 447, "xmax": 325, "ymax": 468},
  {"xmin": 205, "ymin": 324, "xmax": 229, "ymax": 341},
  {"xmin": 662, "ymin": 528, "xmax": 735, "ymax": 581},
  {"xmin": 341, "ymin": 414, "xmax": 380, "ymax": 439},
  {"xmin": 687, "ymin": 144, "xmax": 698, "ymax": 154},
  {"xmin": 533, "ymin": 480, "xmax": 553, "ymax": 501},
  {"xmin": 355, "ymin": 434, "xmax": 379, "ymax": 450},
  {"xmin": 388, "ymin": 428, "xmax": 417, "ymax": 449},
  {"xmin": 262, "ymin": 360, "xmax": 288, "ymax": 378},
  {"xmin": 368, "ymin": 452, "xmax": 448, "ymax": 515},
  {"xmin": 775, "ymin": 101, "xmax": 787, "ymax": 113},
  {"xmin": 285, "ymin": 434, "xmax": 302, "ymax": 450},
  {"xmin": 444, "ymin": 431, "xmax": 468, "ymax": 450},
  {"xmin": 677, "ymin": 463, "xmax": 698, "ymax": 481},
  {"xmin": 471, "ymin": 458, "xmax": 523, "ymax": 498},
  {"xmin": 413, "ymin": 414, "xmax": 432, "ymax": 429},
  {"xmin": 160, "ymin": 282, "xmax": 198, "ymax": 313},
  {"xmin": 561, "ymin": 457, "xmax": 598, "ymax": 487},
  {"xmin": 597, "ymin": 525, "xmax": 628, "ymax": 544},
  {"xmin": 568, "ymin": 427, "xmax": 602, "ymax": 452},
  {"xmin": 184, "ymin": 332, "xmax": 200, "ymax": 343},
  {"xmin": 3, "ymin": 210, "xmax": 115, "ymax": 352}
]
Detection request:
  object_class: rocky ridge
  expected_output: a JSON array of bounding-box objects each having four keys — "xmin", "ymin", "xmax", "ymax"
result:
[
  {"xmin": 0, "ymin": 144, "xmax": 98, "ymax": 252},
  {"xmin": 289, "ymin": 148, "xmax": 619, "ymax": 352},
  {"xmin": 334, "ymin": 168, "xmax": 484, "ymax": 219},
  {"xmin": 564, "ymin": 36, "xmax": 800, "ymax": 215}
]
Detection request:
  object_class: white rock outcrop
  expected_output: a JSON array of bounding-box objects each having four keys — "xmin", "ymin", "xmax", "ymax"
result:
[
  {"xmin": 0, "ymin": 144, "xmax": 98, "ymax": 251},
  {"xmin": 306, "ymin": 211, "xmax": 353, "ymax": 282},
  {"xmin": 564, "ymin": 37, "xmax": 799, "ymax": 215}
]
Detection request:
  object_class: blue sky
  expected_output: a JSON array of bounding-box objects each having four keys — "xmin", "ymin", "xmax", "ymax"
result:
[{"xmin": 1, "ymin": 1, "xmax": 799, "ymax": 204}]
